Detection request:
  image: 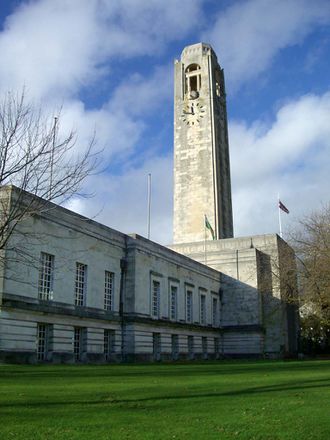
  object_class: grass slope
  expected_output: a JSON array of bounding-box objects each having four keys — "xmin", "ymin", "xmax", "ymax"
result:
[{"xmin": 0, "ymin": 360, "xmax": 329, "ymax": 440}]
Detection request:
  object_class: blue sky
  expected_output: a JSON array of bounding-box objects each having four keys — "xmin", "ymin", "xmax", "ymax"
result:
[{"xmin": 0, "ymin": 0, "xmax": 330, "ymax": 243}]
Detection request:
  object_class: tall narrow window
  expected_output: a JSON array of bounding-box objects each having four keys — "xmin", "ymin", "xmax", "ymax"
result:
[
  {"xmin": 202, "ymin": 337, "xmax": 208, "ymax": 359},
  {"xmin": 215, "ymin": 69, "xmax": 223, "ymax": 97},
  {"xmin": 152, "ymin": 280, "xmax": 160, "ymax": 317},
  {"xmin": 75, "ymin": 263, "xmax": 87, "ymax": 306},
  {"xmin": 171, "ymin": 334, "xmax": 179, "ymax": 360},
  {"xmin": 153, "ymin": 332, "xmax": 161, "ymax": 361},
  {"xmin": 104, "ymin": 329, "xmax": 115, "ymax": 360},
  {"xmin": 214, "ymin": 337, "xmax": 220, "ymax": 357},
  {"xmin": 212, "ymin": 297, "xmax": 218, "ymax": 326},
  {"xmin": 170, "ymin": 285, "xmax": 177, "ymax": 320},
  {"xmin": 200, "ymin": 294, "xmax": 206, "ymax": 324},
  {"xmin": 188, "ymin": 335, "xmax": 194, "ymax": 360},
  {"xmin": 74, "ymin": 327, "xmax": 86, "ymax": 361},
  {"xmin": 185, "ymin": 64, "xmax": 201, "ymax": 95},
  {"xmin": 186, "ymin": 290, "xmax": 193, "ymax": 323},
  {"xmin": 104, "ymin": 271, "xmax": 114, "ymax": 311},
  {"xmin": 38, "ymin": 252, "xmax": 54, "ymax": 300},
  {"xmin": 37, "ymin": 323, "xmax": 51, "ymax": 361}
]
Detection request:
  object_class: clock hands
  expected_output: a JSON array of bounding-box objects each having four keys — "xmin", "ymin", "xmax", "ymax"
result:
[
  {"xmin": 183, "ymin": 105, "xmax": 195, "ymax": 115},
  {"xmin": 181, "ymin": 103, "xmax": 205, "ymax": 125}
]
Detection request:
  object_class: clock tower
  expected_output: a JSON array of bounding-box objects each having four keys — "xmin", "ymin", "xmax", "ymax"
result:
[{"xmin": 173, "ymin": 42, "xmax": 233, "ymax": 243}]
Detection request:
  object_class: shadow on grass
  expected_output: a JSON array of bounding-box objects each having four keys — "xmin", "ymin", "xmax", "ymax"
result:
[
  {"xmin": 1, "ymin": 360, "xmax": 330, "ymax": 382},
  {"xmin": 1, "ymin": 377, "xmax": 329, "ymax": 411}
]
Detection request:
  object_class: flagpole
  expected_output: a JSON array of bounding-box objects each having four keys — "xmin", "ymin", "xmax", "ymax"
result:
[
  {"xmin": 147, "ymin": 173, "xmax": 151, "ymax": 239},
  {"xmin": 204, "ymin": 215, "xmax": 207, "ymax": 265},
  {"xmin": 49, "ymin": 116, "xmax": 58, "ymax": 199},
  {"xmin": 278, "ymin": 193, "xmax": 282, "ymax": 238}
]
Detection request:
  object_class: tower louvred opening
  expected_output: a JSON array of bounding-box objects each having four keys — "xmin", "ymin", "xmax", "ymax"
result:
[{"xmin": 185, "ymin": 64, "xmax": 201, "ymax": 94}]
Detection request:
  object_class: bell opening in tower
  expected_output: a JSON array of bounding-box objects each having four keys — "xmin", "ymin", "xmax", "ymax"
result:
[{"xmin": 185, "ymin": 64, "xmax": 201, "ymax": 95}]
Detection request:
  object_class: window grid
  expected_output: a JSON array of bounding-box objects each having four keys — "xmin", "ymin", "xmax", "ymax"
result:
[
  {"xmin": 185, "ymin": 64, "xmax": 202, "ymax": 94},
  {"xmin": 188, "ymin": 335, "xmax": 194, "ymax": 359},
  {"xmin": 186, "ymin": 290, "xmax": 193, "ymax": 323},
  {"xmin": 104, "ymin": 329, "xmax": 115, "ymax": 360},
  {"xmin": 153, "ymin": 332, "xmax": 161, "ymax": 361},
  {"xmin": 202, "ymin": 337, "xmax": 208, "ymax": 357},
  {"xmin": 74, "ymin": 327, "xmax": 83, "ymax": 361},
  {"xmin": 104, "ymin": 271, "xmax": 114, "ymax": 311},
  {"xmin": 170, "ymin": 285, "xmax": 177, "ymax": 320},
  {"xmin": 171, "ymin": 334, "xmax": 179, "ymax": 360},
  {"xmin": 38, "ymin": 252, "xmax": 54, "ymax": 300},
  {"xmin": 214, "ymin": 337, "xmax": 220, "ymax": 355},
  {"xmin": 212, "ymin": 297, "xmax": 218, "ymax": 326},
  {"xmin": 152, "ymin": 280, "xmax": 160, "ymax": 317},
  {"xmin": 37, "ymin": 323, "xmax": 47, "ymax": 361},
  {"xmin": 200, "ymin": 295, "xmax": 206, "ymax": 324},
  {"xmin": 75, "ymin": 263, "xmax": 87, "ymax": 306}
]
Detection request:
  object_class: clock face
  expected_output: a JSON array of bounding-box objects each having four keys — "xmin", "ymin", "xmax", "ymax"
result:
[{"xmin": 181, "ymin": 102, "xmax": 205, "ymax": 126}]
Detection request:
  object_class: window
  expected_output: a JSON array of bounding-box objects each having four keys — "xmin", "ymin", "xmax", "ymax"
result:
[
  {"xmin": 75, "ymin": 263, "xmax": 87, "ymax": 306},
  {"xmin": 185, "ymin": 64, "xmax": 201, "ymax": 94},
  {"xmin": 170, "ymin": 285, "xmax": 178, "ymax": 320},
  {"xmin": 104, "ymin": 271, "xmax": 114, "ymax": 311},
  {"xmin": 212, "ymin": 297, "xmax": 218, "ymax": 326},
  {"xmin": 74, "ymin": 327, "xmax": 86, "ymax": 362},
  {"xmin": 200, "ymin": 294, "xmax": 206, "ymax": 324},
  {"xmin": 104, "ymin": 329, "xmax": 115, "ymax": 360},
  {"xmin": 186, "ymin": 290, "xmax": 193, "ymax": 323},
  {"xmin": 202, "ymin": 337, "xmax": 208, "ymax": 359},
  {"xmin": 153, "ymin": 332, "xmax": 161, "ymax": 361},
  {"xmin": 38, "ymin": 252, "xmax": 54, "ymax": 300},
  {"xmin": 188, "ymin": 335, "xmax": 194, "ymax": 360},
  {"xmin": 152, "ymin": 280, "xmax": 160, "ymax": 317},
  {"xmin": 171, "ymin": 334, "xmax": 179, "ymax": 360},
  {"xmin": 214, "ymin": 337, "xmax": 220, "ymax": 357},
  {"xmin": 37, "ymin": 323, "xmax": 51, "ymax": 361},
  {"xmin": 215, "ymin": 69, "xmax": 223, "ymax": 97}
]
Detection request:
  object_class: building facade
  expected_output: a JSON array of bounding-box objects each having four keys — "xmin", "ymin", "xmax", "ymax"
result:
[
  {"xmin": 0, "ymin": 186, "xmax": 224, "ymax": 363},
  {"xmin": 0, "ymin": 43, "xmax": 298, "ymax": 363}
]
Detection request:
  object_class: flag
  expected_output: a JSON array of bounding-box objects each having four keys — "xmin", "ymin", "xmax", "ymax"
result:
[
  {"xmin": 204, "ymin": 215, "xmax": 215, "ymax": 240},
  {"xmin": 279, "ymin": 200, "xmax": 289, "ymax": 214}
]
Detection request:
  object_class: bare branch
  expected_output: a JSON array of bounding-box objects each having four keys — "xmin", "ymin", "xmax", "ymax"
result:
[{"xmin": 0, "ymin": 89, "xmax": 100, "ymax": 262}]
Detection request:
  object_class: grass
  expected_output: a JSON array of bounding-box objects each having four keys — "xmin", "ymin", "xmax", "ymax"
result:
[{"xmin": 0, "ymin": 360, "xmax": 330, "ymax": 440}]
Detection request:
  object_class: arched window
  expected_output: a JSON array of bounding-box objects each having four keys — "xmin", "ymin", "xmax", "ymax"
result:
[
  {"xmin": 185, "ymin": 64, "xmax": 201, "ymax": 95},
  {"xmin": 215, "ymin": 69, "xmax": 224, "ymax": 97}
]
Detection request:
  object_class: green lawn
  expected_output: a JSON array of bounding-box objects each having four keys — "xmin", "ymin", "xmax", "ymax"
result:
[{"xmin": 0, "ymin": 360, "xmax": 329, "ymax": 440}]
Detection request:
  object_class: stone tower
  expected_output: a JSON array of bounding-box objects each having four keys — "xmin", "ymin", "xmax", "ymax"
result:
[{"xmin": 173, "ymin": 43, "xmax": 233, "ymax": 243}]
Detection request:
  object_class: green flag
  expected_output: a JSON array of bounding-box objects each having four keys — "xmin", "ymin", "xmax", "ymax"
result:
[{"xmin": 204, "ymin": 215, "xmax": 215, "ymax": 240}]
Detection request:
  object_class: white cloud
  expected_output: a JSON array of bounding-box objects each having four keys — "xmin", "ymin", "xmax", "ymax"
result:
[
  {"xmin": 57, "ymin": 99, "xmax": 145, "ymax": 162},
  {"xmin": 1, "ymin": 0, "xmax": 329, "ymax": 247},
  {"xmin": 67, "ymin": 91, "xmax": 330, "ymax": 245},
  {"xmin": 53, "ymin": 62, "xmax": 173, "ymax": 167},
  {"xmin": 0, "ymin": 0, "xmax": 191, "ymax": 213},
  {"xmin": 203, "ymin": 0, "xmax": 330, "ymax": 88},
  {"xmin": 230, "ymin": 92, "xmax": 330, "ymax": 238},
  {"xmin": 0, "ymin": 0, "xmax": 202, "ymax": 100},
  {"xmin": 108, "ymin": 64, "xmax": 172, "ymax": 117},
  {"xmin": 66, "ymin": 154, "xmax": 173, "ymax": 244},
  {"xmin": 0, "ymin": 1, "xmax": 101, "ymax": 99}
]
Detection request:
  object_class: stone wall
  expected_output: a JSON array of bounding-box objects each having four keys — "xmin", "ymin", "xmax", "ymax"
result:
[{"xmin": 170, "ymin": 233, "xmax": 299, "ymax": 356}]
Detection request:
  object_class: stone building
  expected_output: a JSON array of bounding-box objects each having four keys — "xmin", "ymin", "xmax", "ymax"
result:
[
  {"xmin": 0, "ymin": 43, "xmax": 298, "ymax": 363},
  {"xmin": 173, "ymin": 43, "xmax": 233, "ymax": 243},
  {"xmin": 171, "ymin": 43, "xmax": 298, "ymax": 356}
]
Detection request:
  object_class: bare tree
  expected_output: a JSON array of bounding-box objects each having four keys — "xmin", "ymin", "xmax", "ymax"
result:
[
  {"xmin": 292, "ymin": 205, "xmax": 330, "ymax": 327},
  {"xmin": 0, "ymin": 90, "xmax": 98, "ymax": 257}
]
